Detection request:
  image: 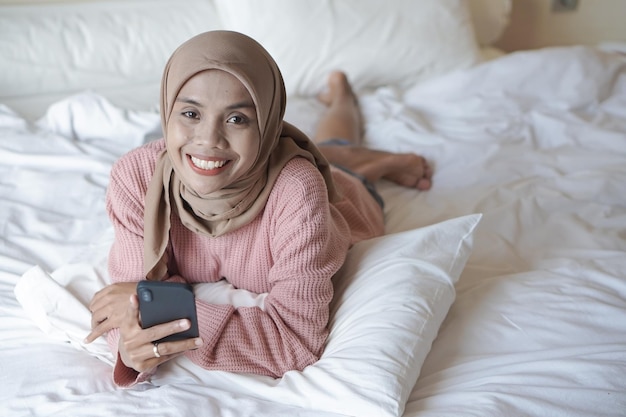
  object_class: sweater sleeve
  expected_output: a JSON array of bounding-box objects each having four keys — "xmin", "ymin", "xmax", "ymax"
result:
[
  {"xmin": 106, "ymin": 139, "xmax": 168, "ymax": 284},
  {"xmin": 185, "ymin": 159, "xmax": 352, "ymax": 377},
  {"xmin": 104, "ymin": 140, "xmax": 176, "ymax": 387}
]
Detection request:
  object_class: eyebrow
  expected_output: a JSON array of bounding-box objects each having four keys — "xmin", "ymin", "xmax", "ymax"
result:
[
  {"xmin": 175, "ymin": 97, "xmax": 202, "ymax": 106},
  {"xmin": 175, "ymin": 97, "xmax": 256, "ymax": 111}
]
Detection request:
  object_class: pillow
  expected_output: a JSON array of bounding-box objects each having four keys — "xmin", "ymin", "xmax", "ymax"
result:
[
  {"xmin": 467, "ymin": 0, "xmax": 512, "ymax": 46},
  {"xmin": 16, "ymin": 209, "xmax": 480, "ymax": 417},
  {"xmin": 152, "ymin": 214, "xmax": 482, "ymax": 417},
  {"xmin": 0, "ymin": 0, "xmax": 222, "ymax": 111},
  {"xmin": 214, "ymin": 0, "xmax": 482, "ymax": 97}
]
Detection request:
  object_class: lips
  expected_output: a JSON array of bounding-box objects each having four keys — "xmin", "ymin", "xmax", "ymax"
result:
[
  {"xmin": 187, "ymin": 155, "xmax": 230, "ymax": 175},
  {"xmin": 190, "ymin": 156, "xmax": 226, "ymax": 170}
]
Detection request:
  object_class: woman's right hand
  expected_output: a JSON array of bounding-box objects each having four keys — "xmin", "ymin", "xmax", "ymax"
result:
[
  {"xmin": 117, "ymin": 294, "xmax": 203, "ymax": 372},
  {"xmin": 86, "ymin": 282, "xmax": 138, "ymax": 343}
]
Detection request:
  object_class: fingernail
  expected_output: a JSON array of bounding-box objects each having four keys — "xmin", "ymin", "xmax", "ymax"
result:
[
  {"xmin": 195, "ymin": 338, "xmax": 203, "ymax": 346},
  {"xmin": 179, "ymin": 319, "xmax": 190, "ymax": 329}
]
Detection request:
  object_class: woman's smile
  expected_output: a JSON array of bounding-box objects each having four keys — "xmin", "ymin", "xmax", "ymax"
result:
[{"xmin": 188, "ymin": 154, "xmax": 231, "ymax": 176}]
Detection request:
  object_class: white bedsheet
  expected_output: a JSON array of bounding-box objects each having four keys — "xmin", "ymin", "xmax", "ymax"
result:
[{"xmin": 1, "ymin": 45, "xmax": 625, "ymax": 416}]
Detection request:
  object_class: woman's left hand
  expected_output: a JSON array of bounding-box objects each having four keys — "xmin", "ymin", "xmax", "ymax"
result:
[
  {"xmin": 85, "ymin": 282, "xmax": 138, "ymax": 343},
  {"xmin": 116, "ymin": 294, "xmax": 202, "ymax": 372}
]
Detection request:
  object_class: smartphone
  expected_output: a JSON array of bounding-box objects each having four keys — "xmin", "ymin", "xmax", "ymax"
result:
[{"xmin": 137, "ymin": 281, "xmax": 199, "ymax": 343}]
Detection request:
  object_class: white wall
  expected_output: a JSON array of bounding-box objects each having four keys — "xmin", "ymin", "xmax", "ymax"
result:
[{"xmin": 496, "ymin": 0, "xmax": 626, "ymax": 51}]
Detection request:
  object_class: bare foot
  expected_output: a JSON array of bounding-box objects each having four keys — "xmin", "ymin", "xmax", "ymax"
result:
[
  {"xmin": 322, "ymin": 145, "xmax": 433, "ymax": 190},
  {"xmin": 361, "ymin": 151, "xmax": 433, "ymax": 191},
  {"xmin": 313, "ymin": 71, "xmax": 363, "ymax": 145},
  {"xmin": 317, "ymin": 71, "xmax": 357, "ymax": 107}
]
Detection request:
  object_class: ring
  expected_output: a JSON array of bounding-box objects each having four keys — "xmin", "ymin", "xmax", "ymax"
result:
[{"xmin": 153, "ymin": 342, "xmax": 161, "ymax": 358}]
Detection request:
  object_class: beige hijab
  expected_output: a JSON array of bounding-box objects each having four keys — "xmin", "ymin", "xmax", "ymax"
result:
[{"xmin": 143, "ymin": 30, "xmax": 339, "ymax": 281}]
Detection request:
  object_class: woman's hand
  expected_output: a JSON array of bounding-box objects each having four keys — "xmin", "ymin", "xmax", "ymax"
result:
[
  {"xmin": 117, "ymin": 294, "xmax": 203, "ymax": 372},
  {"xmin": 85, "ymin": 282, "xmax": 138, "ymax": 343}
]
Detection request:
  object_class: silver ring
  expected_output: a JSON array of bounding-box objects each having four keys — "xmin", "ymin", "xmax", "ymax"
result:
[{"xmin": 153, "ymin": 342, "xmax": 161, "ymax": 358}]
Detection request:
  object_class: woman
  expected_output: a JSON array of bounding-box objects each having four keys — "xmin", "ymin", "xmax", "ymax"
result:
[{"xmin": 86, "ymin": 30, "xmax": 432, "ymax": 387}]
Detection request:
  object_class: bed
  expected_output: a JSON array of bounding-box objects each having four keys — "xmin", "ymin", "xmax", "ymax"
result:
[{"xmin": 1, "ymin": 1, "xmax": 625, "ymax": 416}]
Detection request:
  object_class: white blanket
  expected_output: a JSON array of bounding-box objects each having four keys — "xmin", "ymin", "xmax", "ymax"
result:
[{"xmin": 2, "ymin": 45, "xmax": 626, "ymax": 417}]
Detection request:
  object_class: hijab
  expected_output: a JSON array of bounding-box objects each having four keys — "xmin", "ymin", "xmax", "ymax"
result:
[{"xmin": 143, "ymin": 30, "xmax": 339, "ymax": 281}]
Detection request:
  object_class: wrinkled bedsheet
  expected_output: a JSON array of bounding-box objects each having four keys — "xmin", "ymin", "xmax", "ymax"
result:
[{"xmin": 1, "ymin": 45, "xmax": 625, "ymax": 416}]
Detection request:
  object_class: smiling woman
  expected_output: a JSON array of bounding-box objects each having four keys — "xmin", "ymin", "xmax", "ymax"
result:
[{"xmin": 85, "ymin": 30, "xmax": 431, "ymax": 387}]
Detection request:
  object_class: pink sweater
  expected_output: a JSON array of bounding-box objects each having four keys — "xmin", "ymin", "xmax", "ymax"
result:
[{"xmin": 106, "ymin": 139, "xmax": 384, "ymax": 386}]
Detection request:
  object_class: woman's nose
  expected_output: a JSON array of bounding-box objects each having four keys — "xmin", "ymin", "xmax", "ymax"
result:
[{"xmin": 193, "ymin": 121, "xmax": 224, "ymax": 147}]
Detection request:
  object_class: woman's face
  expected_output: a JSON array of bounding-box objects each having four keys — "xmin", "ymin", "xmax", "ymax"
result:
[{"xmin": 166, "ymin": 70, "xmax": 260, "ymax": 196}]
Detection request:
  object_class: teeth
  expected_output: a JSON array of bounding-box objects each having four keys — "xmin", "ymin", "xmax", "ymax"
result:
[{"xmin": 191, "ymin": 156, "xmax": 226, "ymax": 170}]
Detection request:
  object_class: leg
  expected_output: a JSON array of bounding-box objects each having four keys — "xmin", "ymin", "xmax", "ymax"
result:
[
  {"xmin": 313, "ymin": 71, "xmax": 363, "ymax": 145},
  {"xmin": 315, "ymin": 71, "xmax": 433, "ymax": 191}
]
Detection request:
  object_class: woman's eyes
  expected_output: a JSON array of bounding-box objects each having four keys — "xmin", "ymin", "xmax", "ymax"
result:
[
  {"xmin": 227, "ymin": 115, "xmax": 245, "ymax": 124},
  {"xmin": 179, "ymin": 110, "xmax": 250, "ymax": 125},
  {"xmin": 182, "ymin": 110, "xmax": 198, "ymax": 119}
]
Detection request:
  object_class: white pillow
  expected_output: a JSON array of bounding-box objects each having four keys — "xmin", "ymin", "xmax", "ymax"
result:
[
  {"xmin": 0, "ymin": 0, "xmax": 222, "ymax": 104},
  {"xmin": 16, "ymin": 200, "xmax": 480, "ymax": 416},
  {"xmin": 153, "ymin": 214, "xmax": 482, "ymax": 417},
  {"xmin": 467, "ymin": 0, "xmax": 512, "ymax": 46},
  {"xmin": 214, "ymin": 0, "xmax": 482, "ymax": 97}
]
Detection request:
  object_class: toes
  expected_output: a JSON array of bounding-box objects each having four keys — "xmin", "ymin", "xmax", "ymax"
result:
[
  {"xmin": 417, "ymin": 177, "xmax": 432, "ymax": 190},
  {"xmin": 381, "ymin": 153, "xmax": 432, "ymax": 190}
]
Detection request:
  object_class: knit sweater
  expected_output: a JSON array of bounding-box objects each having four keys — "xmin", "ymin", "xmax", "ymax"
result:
[{"xmin": 106, "ymin": 139, "xmax": 384, "ymax": 386}]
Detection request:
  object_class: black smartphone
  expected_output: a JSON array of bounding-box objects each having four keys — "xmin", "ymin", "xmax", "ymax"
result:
[{"xmin": 137, "ymin": 281, "xmax": 199, "ymax": 343}]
